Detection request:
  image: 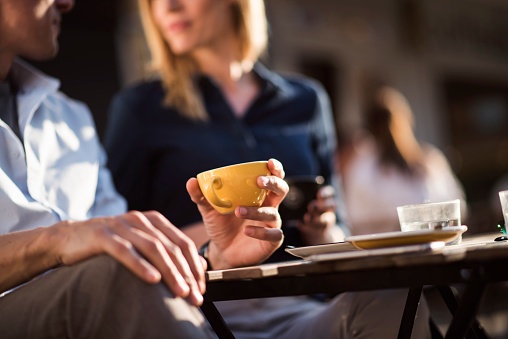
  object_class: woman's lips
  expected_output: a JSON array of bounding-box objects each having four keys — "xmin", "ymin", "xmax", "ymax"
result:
[{"xmin": 168, "ymin": 20, "xmax": 191, "ymax": 33}]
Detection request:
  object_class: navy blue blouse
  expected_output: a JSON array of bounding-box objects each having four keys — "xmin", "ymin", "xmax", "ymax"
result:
[{"xmin": 104, "ymin": 63, "xmax": 347, "ymax": 262}]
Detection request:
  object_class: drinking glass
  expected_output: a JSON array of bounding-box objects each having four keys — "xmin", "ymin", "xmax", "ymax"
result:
[{"xmin": 397, "ymin": 199, "xmax": 462, "ymax": 243}]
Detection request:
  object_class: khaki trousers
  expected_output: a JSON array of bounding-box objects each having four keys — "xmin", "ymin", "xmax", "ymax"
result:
[{"xmin": 0, "ymin": 255, "xmax": 212, "ymax": 339}]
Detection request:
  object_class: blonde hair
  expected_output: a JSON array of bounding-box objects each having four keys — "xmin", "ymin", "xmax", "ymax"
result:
[{"xmin": 138, "ymin": 0, "xmax": 268, "ymax": 121}]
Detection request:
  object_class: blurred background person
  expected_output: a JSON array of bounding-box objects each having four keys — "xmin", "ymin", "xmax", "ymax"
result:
[
  {"xmin": 338, "ymin": 85, "xmax": 467, "ymax": 235},
  {"xmin": 103, "ymin": 1, "xmax": 431, "ymax": 338}
]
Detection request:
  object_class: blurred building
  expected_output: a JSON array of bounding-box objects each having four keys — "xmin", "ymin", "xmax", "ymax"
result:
[
  {"xmin": 35, "ymin": 0, "xmax": 508, "ymax": 234},
  {"xmin": 263, "ymin": 0, "xmax": 508, "ymax": 233}
]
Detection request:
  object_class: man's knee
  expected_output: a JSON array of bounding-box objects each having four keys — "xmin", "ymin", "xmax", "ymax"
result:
[{"xmin": 51, "ymin": 255, "xmax": 209, "ymax": 338}]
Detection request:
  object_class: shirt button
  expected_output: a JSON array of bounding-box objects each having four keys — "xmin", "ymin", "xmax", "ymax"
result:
[{"xmin": 12, "ymin": 152, "xmax": 20, "ymax": 158}]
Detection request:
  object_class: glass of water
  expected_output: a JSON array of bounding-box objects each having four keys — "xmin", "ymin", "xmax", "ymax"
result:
[
  {"xmin": 397, "ymin": 199, "xmax": 462, "ymax": 242},
  {"xmin": 498, "ymin": 190, "xmax": 508, "ymax": 230}
]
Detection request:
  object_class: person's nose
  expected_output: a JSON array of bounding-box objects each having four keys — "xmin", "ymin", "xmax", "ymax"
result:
[
  {"xmin": 55, "ymin": 0, "xmax": 75, "ymax": 14},
  {"xmin": 165, "ymin": 0, "xmax": 183, "ymax": 11}
]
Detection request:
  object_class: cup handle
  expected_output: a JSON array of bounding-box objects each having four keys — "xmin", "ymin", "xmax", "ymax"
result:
[{"xmin": 208, "ymin": 177, "xmax": 232, "ymax": 208}]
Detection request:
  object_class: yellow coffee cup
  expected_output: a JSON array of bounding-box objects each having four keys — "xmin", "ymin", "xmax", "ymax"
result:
[{"xmin": 197, "ymin": 161, "xmax": 271, "ymax": 214}]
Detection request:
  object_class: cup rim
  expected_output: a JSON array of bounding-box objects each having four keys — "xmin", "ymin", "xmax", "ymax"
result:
[
  {"xmin": 396, "ymin": 199, "xmax": 461, "ymax": 211},
  {"xmin": 197, "ymin": 160, "xmax": 269, "ymax": 176}
]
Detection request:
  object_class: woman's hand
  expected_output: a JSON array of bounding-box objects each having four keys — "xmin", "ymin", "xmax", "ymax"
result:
[
  {"xmin": 296, "ymin": 185, "xmax": 344, "ymax": 245},
  {"xmin": 187, "ymin": 159, "xmax": 288, "ymax": 270}
]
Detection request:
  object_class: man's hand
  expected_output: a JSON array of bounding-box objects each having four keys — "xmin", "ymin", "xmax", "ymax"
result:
[
  {"xmin": 49, "ymin": 211, "xmax": 206, "ymax": 306},
  {"xmin": 187, "ymin": 159, "xmax": 288, "ymax": 270}
]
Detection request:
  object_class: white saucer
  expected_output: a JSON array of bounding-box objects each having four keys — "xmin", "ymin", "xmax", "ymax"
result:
[{"xmin": 344, "ymin": 226, "xmax": 468, "ymax": 250}]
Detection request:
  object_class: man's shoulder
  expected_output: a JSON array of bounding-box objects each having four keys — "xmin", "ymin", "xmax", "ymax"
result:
[
  {"xmin": 40, "ymin": 90, "xmax": 97, "ymax": 129},
  {"xmin": 41, "ymin": 90, "xmax": 92, "ymax": 119}
]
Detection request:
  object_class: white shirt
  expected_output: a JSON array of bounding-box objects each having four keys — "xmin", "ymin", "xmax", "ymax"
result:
[
  {"xmin": 342, "ymin": 136, "xmax": 466, "ymax": 235},
  {"xmin": 0, "ymin": 59, "xmax": 126, "ymax": 234}
]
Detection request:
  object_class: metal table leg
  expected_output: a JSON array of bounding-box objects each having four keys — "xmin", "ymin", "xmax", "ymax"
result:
[
  {"xmin": 443, "ymin": 280, "xmax": 487, "ymax": 339},
  {"xmin": 200, "ymin": 301, "xmax": 236, "ymax": 339},
  {"xmin": 398, "ymin": 286, "xmax": 424, "ymax": 339},
  {"xmin": 437, "ymin": 275, "xmax": 489, "ymax": 339}
]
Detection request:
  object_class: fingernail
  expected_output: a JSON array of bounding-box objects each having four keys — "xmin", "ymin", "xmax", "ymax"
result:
[
  {"xmin": 193, "ymin": 290, "xmax": 204, "ymax": 304},
  {"xmin": 273, "ymin": 160, "xmax": 281, "ymax": 170},
  {"xmin": 146, "ymin": 269, "xmax": 161, "ymax": 283},
  {"xmin": 245, "ymin": 227, "xmax": 254, "ymax": 236},
  {"xmin": 275, "ymin": 229, "xmax": 284, "ymax": 240},
  {"xmin": 178, "ymin": 282, "xmax": 190, "ymax": 297},
  {"xmin": 239, "ymin": 207, "xmax": 248, "ymax": 216},
  {"xmin": 260, "ymin": 177, "xmax": 269, "ymax": 186},
  {"xmin": 199, "ymin": 281, "xmax": 206, "ymax": 293}
]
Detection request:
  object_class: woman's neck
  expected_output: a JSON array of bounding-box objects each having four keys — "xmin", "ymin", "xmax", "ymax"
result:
[
  {"xmin": 194, "ymin": 28, "xmax": 255, "ymax": 85},
  {"xmin": 190, "ymin": 39, "xmax": 260, "ymax": 117},
  {"xmin": 204, "ymin": 60, "xmax": 244, "ymax": 90}
]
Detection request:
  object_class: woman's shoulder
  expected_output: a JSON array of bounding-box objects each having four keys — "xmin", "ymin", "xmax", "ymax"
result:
[
  {"xmin": 421, "ymin": 143, "xmax": 447, "ymax": 160},
  {"xmin": 280, "ymin": 72, "xmax": 327, "ymax": 98},
  {"xmin": 256, "ymin": 63, "xmax": 326, "ymax": 99},
  {"xmin": 421, "ymin": 142, "xmax": 456, "ymax": 171}
]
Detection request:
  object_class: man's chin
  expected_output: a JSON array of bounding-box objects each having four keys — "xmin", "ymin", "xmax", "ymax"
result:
[{"xmin": 21, "ymin": 45, "xmax": 59, "ymax": 62}]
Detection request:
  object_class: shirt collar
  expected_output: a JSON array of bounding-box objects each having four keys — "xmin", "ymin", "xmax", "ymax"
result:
[
  {"xmin": 251, "ymin": 62, "xmax": 291, "ymax": 94},
  {"xmin": 10, "ymin": 58, "xmax": 60, "ymax": 95},
  {"xmin": 195, "ymin": 62, "xmax": 292, "ymax": 96},
  {"xmin": 9, "ymin": 58, "xmax": 61, "ymax": 134}
]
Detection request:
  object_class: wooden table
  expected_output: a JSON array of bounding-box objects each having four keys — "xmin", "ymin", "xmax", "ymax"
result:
[{"xmin": 200, "ymin": 233, "xmax": 508, "ymax": 339}]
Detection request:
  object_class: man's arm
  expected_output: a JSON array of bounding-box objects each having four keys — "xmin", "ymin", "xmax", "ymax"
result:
[
  {"xmin": 0, "ymin": 211, "xmax": 207, "ymax": 306},
  {"xmin": 0, "ymin": 227, "xmax": 59, "ymax": 294}
]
